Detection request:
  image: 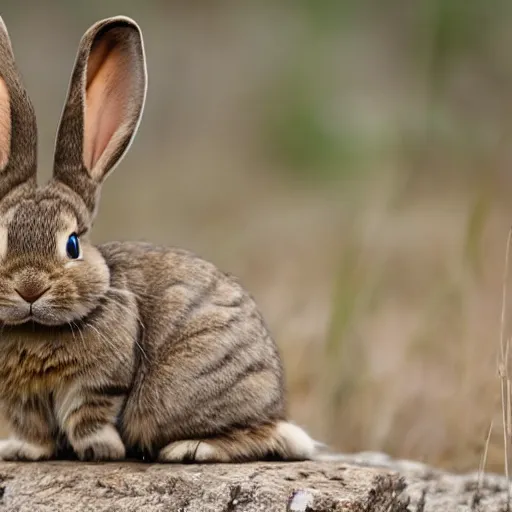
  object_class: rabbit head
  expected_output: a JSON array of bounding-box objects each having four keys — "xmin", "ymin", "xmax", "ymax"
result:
[{"xmin": 0, "ymin": 16, "xmax": 147, "ymax": 326}]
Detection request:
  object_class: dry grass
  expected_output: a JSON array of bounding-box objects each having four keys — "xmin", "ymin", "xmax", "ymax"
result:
[
  {"xmin": 277, "ymin": 188, "xmax": 510, "ymax": 474},
  {"xmin": 498, "ymin": 228, "xmax": 512, "ymax": 502}
]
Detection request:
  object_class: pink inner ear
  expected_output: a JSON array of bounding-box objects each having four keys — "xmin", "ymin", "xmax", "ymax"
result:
[
  {"xmin": 84, "ymin": 36, "xmax": 130, "ymax": 175},
  {"xmin": 0, "ymin": 77, "xmax": 11, "ymax": 170}
]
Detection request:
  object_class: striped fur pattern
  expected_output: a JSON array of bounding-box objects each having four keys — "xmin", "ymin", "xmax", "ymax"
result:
[{"xmin": 0, "ymin": 16, "xmax": 317, "ymax": 462}]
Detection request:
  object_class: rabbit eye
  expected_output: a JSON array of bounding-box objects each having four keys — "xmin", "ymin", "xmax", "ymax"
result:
[{"xmin": 66, "ymin": 233, "xmax": 80, "ymax": 259}]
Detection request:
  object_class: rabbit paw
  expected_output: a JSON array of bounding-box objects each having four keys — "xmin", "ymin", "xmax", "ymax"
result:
[
  {"xmin": 158, "ymin": 439, "xmax": 229, "ymax": 463},
  {"xmin": 0, "ymin": 437, "xmax": 54, "ymax": 461},
  {"xmin": 72, "ymin": 424, "xmax": 126, "ymax": 461}
]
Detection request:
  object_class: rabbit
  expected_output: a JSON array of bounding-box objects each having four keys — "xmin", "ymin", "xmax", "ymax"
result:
[{"xmin": 0, "ymin": 15, "xmax": 319, "ymax": 463}]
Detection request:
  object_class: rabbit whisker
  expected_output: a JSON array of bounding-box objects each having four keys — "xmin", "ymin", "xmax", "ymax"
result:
[
  {"xmin": 74, "ymin": 319, "xmax": 129, "ymax": 371},
  {"xmin": 82, "ymin": 320, "xmax": 135, "ymax": 371},
  {"xmin": 107, "ymin": 290, "xmax": 148, "ymax": 362},
  {"xmin": 71, "ymin": 321, "xmax": 87, "ymax": 348},
  {"xmin": 67, "ymin": 321, "xmax": 76, "ymax": 344},
  {"xmin": 0, "ymin": 300, "xmax": 18, "ymax": 307}
]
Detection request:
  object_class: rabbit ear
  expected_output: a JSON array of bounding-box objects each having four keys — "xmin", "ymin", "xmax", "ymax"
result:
[
  {"xmin": 0, "ymin": 16, "xmax": 37, "ymax": 201},
  {"xmin": 53, "ymin": 16, "xmax": 147, "ymax": 214}
]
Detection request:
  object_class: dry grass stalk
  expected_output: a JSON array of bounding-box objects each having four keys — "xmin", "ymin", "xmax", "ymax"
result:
[
  {"xmin": 498, "ymin": 227, "xmax": 512, "ymax": 507},
  {"xmin": 474, "ymin": 420, "xmax": 493, "ymax": 510}
]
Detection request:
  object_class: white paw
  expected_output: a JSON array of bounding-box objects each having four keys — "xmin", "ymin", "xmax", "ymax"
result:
[
  {"xmin": 158, "ymin": 439, "xmax": 229, "ymax": 462},
  {"xmin": 276, "ymin": 421, "xmax": 316, "ymax": 460},
  {"xmin": 0, "ymin": 437, "xmax": 54, "ymax": 461},
  {"xmin": 72, "ymin": 424, "xmax": 126, "ymax": 461}
]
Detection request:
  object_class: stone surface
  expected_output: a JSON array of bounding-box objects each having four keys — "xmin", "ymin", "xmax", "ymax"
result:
[
  {"xmin": 0, "ymin": 453, "xmax": 509, "ymax": 511},
  {"xmin": 0, "ymin": 459, "xmax": 408, "ymax": 512},
  {"xmin": 329, "ymin": 452, "xmax": 511, "ymax": 511}
]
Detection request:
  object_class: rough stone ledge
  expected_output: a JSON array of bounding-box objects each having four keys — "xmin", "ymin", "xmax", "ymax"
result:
[{"xmin": 0, "ymin": 453, "xmax": 509, "ymax": 512}]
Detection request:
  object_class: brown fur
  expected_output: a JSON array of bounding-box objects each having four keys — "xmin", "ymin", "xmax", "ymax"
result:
[
  {"xmin": 0, "ymin": 18, "xmax": 36, "ymax": 201},
  {"xmin": 0, "ymin": 16, "xmax": 316, "ymax": 463}
]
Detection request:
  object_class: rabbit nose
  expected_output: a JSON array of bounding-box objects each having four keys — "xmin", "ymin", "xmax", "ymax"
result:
[{"xmin": 16, "ymin": 286, "xmax": 50, "ymax": 304}]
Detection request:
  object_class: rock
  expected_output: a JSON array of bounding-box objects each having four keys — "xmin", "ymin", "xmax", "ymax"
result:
[
  {"xmin": 0, "ymin": 459, "xmax": 408, "ymax": 512},
  {"xmin": 0, "ymin": 453, "xmax": 509, "ymax": 511},
  {"xmin": 326, "ymin": 452, "xmax": 512, "ymax": 512}
]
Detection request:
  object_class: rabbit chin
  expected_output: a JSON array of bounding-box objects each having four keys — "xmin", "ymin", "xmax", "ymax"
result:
[{"xmin": 0, "ymin": 302, "xmax": 92, "ymax": 327}]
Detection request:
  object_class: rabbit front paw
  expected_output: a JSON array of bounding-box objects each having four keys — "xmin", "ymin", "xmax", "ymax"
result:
[
  {"xmin": 158, "ymin": 439, "xmax": 230, "ymax": 462},
  {"xmin": 0, "ymin": 437, "xmax": 54, "ymax": 461},
  {"xmin": 71, "ymin": 424, "xmax": 126, "ymax": 461}
]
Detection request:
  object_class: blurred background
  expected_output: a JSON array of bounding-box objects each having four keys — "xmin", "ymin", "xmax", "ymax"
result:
[{"xmin": 2, "ymin": 0, "xmax": 512, "ymax": 473}]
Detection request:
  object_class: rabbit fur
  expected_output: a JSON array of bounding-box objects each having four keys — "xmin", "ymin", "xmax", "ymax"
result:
[{"xmin": 0, "ymin": 15, "xmax": 317, "ymax": 463}]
